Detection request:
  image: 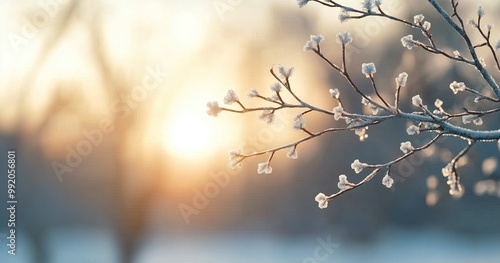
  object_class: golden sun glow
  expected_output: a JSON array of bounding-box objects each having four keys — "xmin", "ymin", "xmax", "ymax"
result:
[{"xmin": 163, "ymin": 110, "xmax": 217, "ymax": 158}]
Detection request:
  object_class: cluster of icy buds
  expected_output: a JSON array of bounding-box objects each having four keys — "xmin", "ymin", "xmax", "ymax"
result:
[
  {"xmin": 304, "ymin": 34, "xmax": 325, "ymax": 52},
  {"xmin": 462, "ymin": 115, "xmax": 483, "ymax": 126},
  {"xmin": 315, "ymin": 193, "xmax": 328, "ymax": 209},
  {"xmin": 413, "ymin": 14, "xmax": 431, "ymax": 30},
  {"xmin": 336, "ymin": 32, "xmax": 353, "ymax": 45},
  {"xmin": 351, "ymin": 159, "xmax": 366, "ymax": 174}
]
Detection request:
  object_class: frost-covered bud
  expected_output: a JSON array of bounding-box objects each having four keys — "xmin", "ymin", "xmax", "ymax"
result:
[
  {"xmin": 361, "ymin": 62, "xmax": 376, "ymax": 78},
  {"xmin": 422, "ymin": 21, "xmax": 431, "ymax": 31},
  {"xmin": 374, "ymin": 0, "xmax": 382, "ymax": 6},
  {"xmin": 461, "ymin": 114, "xmax": 474, "ymax": 124},
  {"xmin": 462, "ymin": 114, "xmax": 483, "ymax": 125},
  {"xmin": 258, "ymin": 110, "xmax": 275, "ymax": 124},
  {"xmin": 477, "ymin": 5, "xmax": 485, "ymax": 17},
  {"xmin": 362, "ymin": 0, "xmax": 374, "ymax": 12},
  {"xmin": 311, "ymin": 34, "xmax": 324, "ymax": 44},
  {"xmin": 333, "ymin": 105, "xmax": 343, "ymax": 120},
  {"xmin": 338, "ymin": 9, "xmax": 350, "ymax": 23},
  {"xmin": 473, "ymin": 117, "xmax": 483, "ymax": 125},
  {"xmin": 442, "ymin": 163, "xmax": 453, "ymax": 177},
  {"xmin": 395, "ymin": 72, "xmax": 408, "ymax": 87},
  {"xmin": 453, "ymin": 50, "xmax": 461, "ymax": 58},
  {"xmin": 467, "ymin": 19, "xmax": 478, "ymax": 27},
  {"xmin": 406, "ymin": 125, "xmax": 419, "ymax": 135},
  {"xmin": 304, "ymin": 35, "xmax": 324, "ymax": 51},
  {"xmin": 303, "ymin": 40, "xmax": 314, "ymax": 52},
  {"xmin": 412, "ymin": 95, "xmax": 423, "ymax": 106},
  {"xmin": 336, "ymin": 32, "xmax": 353, "ymax": 45},
  {"xmin": 401, "ymin": 35, "xmax": 415, "ymax": 50},
  {"xmin": 228, "ymin": 149, "xmax": 243, "ymax": 169},
  {"xmin": 449, "ymin": 81, "xmax": 466, "ymax": 94},
  {"xmin": 206, "ymin": 101, "xmax": 222, "ymax": 117},
  {"xmin": 329, "ymin": 88, "xmax": 340, "ymax": 99},
  {"xmin": 297, "ymin": 0, "xmax": 309, "ymax": 8},
  {"xmin": 293, "ymin": 114, "xmax": 306, "ymax": 130},
  {"xmin": 287, "ymin": 147, "xmax": 298, "ymax": 159},
  {"xmin": 278, "ymin": 65, "xmax": 294, "ymax": 78},
  {"xmin": 315, "ymin": 193, "xmax": 328, "ymax": 209},
  {"xmin": 487, "ymin": 24, "xmax": 493, "ymax": 31},
  {"xmin": 382, "ymin": 172, "xmax": 394, "ymax": 188},
  {"xmin": 434, "ymin": 99, "xmax": 443, "ymax": 108},
  {"xmin": 223, "ymin": 89, "xmax": 239, "ymax": 105},
  {"xmin": 270, "ymin": 83, "xmax": 282, "ymax": 93},
  {"xmin": 351, "ymin": 159, "xmax": 366, "ymax": 174},
  {"xmin": 337, "ymin": 174, "xmax": 350, "ymax": 190},
  {"xmin": 414, "ymin": 14, "xmax": 425, "ymax": 24},
  {"xmin": 257, "ymin": 162, "xmax": 273, "ymax": 174},
  {"xmin": 400, "ymin": 141, "xmax": 414, "ymax": 154},
  {"xmin": 495, "ymin": 40, "xmax": 500, "ymax": 51},
  {"xmin": 248, "ymin": 89, "xmax": 259, "ymax": 98}
]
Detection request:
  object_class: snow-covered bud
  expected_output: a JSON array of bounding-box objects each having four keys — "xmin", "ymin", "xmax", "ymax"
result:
[
  {"xmin": 477, "ymin": 6, "xmax": 485, "ymax": 18},
  {"xmin": 414, "ymin": 14, "xmax": 425, "ymax": 24},
  {"xmin": 329, "ymin": 88, "xmax": 340, "ymax": 99},
  {"xmin": 277, "ymin": 65, "xmax": 294, "ymax": 78},
  {"xmin": 332, "ymin": 105, "xmax": 343, "ymax": 120},
  {"xmin": 337, "ymin": 174, "xmax": 350, "ymax": 190},
  {"xmin": 351, "ymin": 159, "xmax": 366, "ymax": 174},
  {"xmin": 449, "ymin": 81, "xmax": 466, "ymax": 94},
  {"xmin": 258, "ymin": 110, "xmax": 275, "ymax": 124},
  {"xmin": 361, "ymin": 62, "xmax": 376, "ymax": 78},
  {"xmin": 315, "ymin": 193, "xmax": 328, "ymax": 209},
  {"xmin": 406, "ymin": 125, "xmax": 419, "ymax": 135},
  {"xmin": 292, "ymin": 114, "xmax": 306, "ymax": 130},
  {"xmin": 395, "ymin": 72, "xmax": 408, "ymax": 87},
  {"xmin": 422, "ymin": 21, "xmax": 431, "ymax": 31},
  {"xmin": 336, "ymin": 31, "xmax": 353, "ymax": 45},
  {"xmin": 362, "ymin": 0, "xmax": 374, "ymax": 12},
  {"xmin": 401, "ymin": 35, "xmax": 415, "ymax": 50},
  {"xmin": 382, "ymin": 172, "xmax": 394, "ymax": 188},
  {"xmin": 223, "ymin": 89, "xmax": 239, "ymax": 105},
  {"xmin": 257, "ymin": 162, "xmax": 273, "ymax": 174},
  {"xmin": 339, "ymin": 9, "xmax": 350, "ymax": 23},
  {"xmin": 206, "ymin": 101, "xmax": 222, "ymax": 117},
  {"xmin": 400, "ymin": 141, "xmax": 414, "ymax": 154},
  {"xmin": 412, "ymin": 95, "xmax": 423, "ymax": 107},
  {"xmin": 287, "ymin": 147, "xmax": 298, "ymax": 159},
  {"xmin": 270, "ymin": 83, "xmax": 282, "ymax": 93},
  {"xmin": 228, "ymin": 149, "xmax": 243, "ymax": 169},
  {"xmin": 297, "ymin": 0, "xmax": 309, "ymax": 8}
]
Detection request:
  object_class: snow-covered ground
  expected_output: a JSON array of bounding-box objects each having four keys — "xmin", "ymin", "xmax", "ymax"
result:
[{"xmin": 2, "ymin": 228, "xmax": 500, "ymax": 263}]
